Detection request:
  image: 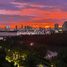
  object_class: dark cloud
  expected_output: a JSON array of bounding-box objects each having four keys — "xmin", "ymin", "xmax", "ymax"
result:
[
  {"xmin": 15, "ymin": 0, "xmax": 32, "ymax": 2},
  {"xmin": 0, "ymin": 3, "xmax": 20, "ymax": 10}
]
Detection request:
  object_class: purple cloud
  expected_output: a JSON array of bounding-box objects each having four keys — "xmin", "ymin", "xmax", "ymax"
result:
[{"xmin": 0, "ymin": 0, "xmax": 67, "ymax": 25}]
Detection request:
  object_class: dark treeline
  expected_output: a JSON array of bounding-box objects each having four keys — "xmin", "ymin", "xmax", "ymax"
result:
[
  {"xmin": 0, "ymin": 32, "xmax": 67, "ymax": 67},
  {"xmin": 1, "ymin": 32, "xmax": 67, "ymax": 52}
]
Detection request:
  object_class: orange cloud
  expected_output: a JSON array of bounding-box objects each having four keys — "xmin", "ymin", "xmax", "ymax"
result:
[
  {"xmin": 20, "ymin": 8, "xmax": 67, "ymax": 20},
  {"xmin": 0, "ymin": 7, "xmax": 67, "ymax": 28}
]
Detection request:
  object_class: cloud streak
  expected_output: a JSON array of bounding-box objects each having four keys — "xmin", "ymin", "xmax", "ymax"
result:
[{"xmin": 0, "ymin": 0, "xmax": 67, "ymax": 27}]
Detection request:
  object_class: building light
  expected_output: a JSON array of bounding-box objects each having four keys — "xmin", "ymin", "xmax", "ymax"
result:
[
  {"xmin": 59, "ymin": 29, "xmax": 62, "ymax": 32},
  {"xmin": 59, "ymin": 25, "xmax": 62, "ymax": 28},
  {"xmin": 55, "ymin": 30, "xmax": 59, "ymax": 33},
  {"xmin": 0, "ymin": 37, "xmax": 3, "ymax": 40}
]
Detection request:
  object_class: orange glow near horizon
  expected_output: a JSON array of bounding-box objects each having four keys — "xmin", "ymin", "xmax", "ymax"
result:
[
  {"xmin": 0, "ymin": 22, "xmax": 55, "ymax": 29},
  {"xmin": 11, "ymin": 22, "xmax": 54, "ymax": 29}
]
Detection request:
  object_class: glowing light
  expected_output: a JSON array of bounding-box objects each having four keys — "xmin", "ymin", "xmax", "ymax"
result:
[
  {"xmin": 0, "ymin": 37, "xmax": 3, "ymax": 40},
  {"xmin": 30, "ymin": 42, "xmax": 34, "ymax": 46},
  {"xmin": 55, "ymin": 30, "xmax": 59, "ymax": 33},
  {"xmin": 45, "ymin": 26, "xmax": 50, "ymax": 28},
  {"xmin": 59, "ymin": 29, "xmax": 62, "ymax": 32},
  {"xmin": 8, "ymin": 49, "xmax": 11, "ymax": 52},
  {"xmin": 51, "ymin": 64, "xmax": 54, "ymax": 67},
  {"xmin": 59, "ymin": 25, "xmax": 62, "ymax": 28},
  {"xmin": 37, "ymin": 64, "xmax": 44, "ymax": 67}
]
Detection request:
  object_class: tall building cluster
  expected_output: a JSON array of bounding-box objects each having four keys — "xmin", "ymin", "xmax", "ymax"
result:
[
  {"xmin": 62, "ymin": 21, "xmax": 67, "ymax": 31},
  {"xmin": 0, "ymin": 21, "xmax": 67, "ymax": 36}
]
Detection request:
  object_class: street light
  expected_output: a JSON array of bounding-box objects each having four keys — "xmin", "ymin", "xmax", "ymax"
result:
[{"xmin": 30, "ymin": 42, "xmax": 34, "ymax": 46}]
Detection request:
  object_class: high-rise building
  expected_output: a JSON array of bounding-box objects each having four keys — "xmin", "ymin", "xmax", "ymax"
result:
[
  {"xmin": 14, "ymin": 25, "xmax": 18, "ymax": 31},
  {"xmin": 15, "ymin": 25, "xmax": 18, "ymax": 29},
  {"xmin": 5, "ymin": 25, "xmax": 10, "ymax": 31},
  {"xmin": 24, "ymin": 26, "xmax": 32, "ymax": 30},
  {"xmin": 21, "ymin": 25, "xmax": 23, "ymax": 29},
  {"xmin": 62, "ymin": 21, "xmax": 67, "ymax": 31},
  {"xmin": 54, "ymin": 24, "xmax": 59, "ymax": 33},
  {"xmin": 54, "ymin": 23, "xmax": 59, "ymax": 30}
]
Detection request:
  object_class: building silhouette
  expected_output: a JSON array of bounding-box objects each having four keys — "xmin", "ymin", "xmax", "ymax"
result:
[
  {"xmin": 5, "ymin": 25, "xmax": 10, "ymax": 31},
  {"xmin": 62, "ymin": 21, "xmax": 67, "ymax": 31},
  {"xmin": 54, "ymin": 23, "xmax": 59, "ymax": 30}
]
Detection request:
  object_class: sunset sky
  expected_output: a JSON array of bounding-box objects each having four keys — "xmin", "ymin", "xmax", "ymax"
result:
[{"xmin": 0, "ymin": 0, "xmax": 67, "ymax": 28}]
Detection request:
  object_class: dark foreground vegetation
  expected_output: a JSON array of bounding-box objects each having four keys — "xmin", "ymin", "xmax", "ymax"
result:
[{"xmin": 0, "ymin": 32, "xmax": 67, "ymax": 67}]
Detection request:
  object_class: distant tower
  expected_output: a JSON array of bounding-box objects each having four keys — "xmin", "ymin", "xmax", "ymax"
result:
[
  {"xmin": 14, "ymin": 25, "xmax": 18, "ymax": 31},
  {"xmin": 62, "ymin": 21, "xmax": 67, "ymax": 31},
  {"xmin": 15, "ymin": 25, "xmax": 18, "ymax": 29},
  {"xmin": 21, "ymin": 25, "xmax": 23, "ymax": 29},
  {"xmin": 54, "ymin": 23, "xmax": 59, "ymax": 30}
]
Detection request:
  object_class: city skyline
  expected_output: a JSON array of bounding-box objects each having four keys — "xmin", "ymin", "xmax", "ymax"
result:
[
  {"xmin": 0, "ymin": 0, "xmax": 67, "ymax": 28},
  {"xmin": 0, "ymin": 23, "xmax": 62, "ymax": 29}
]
